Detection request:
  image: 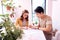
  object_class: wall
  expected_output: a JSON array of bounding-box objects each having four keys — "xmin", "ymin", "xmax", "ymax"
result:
[
  {"xmin": 0, "ymin": 1, "xmax": 2, "ymax": 14},
  {"xmin": 52, "ymin": 0, "xmax": 60, "ymax": 30},
  {"xmin": 46, "ymin": 0, "xmax": 52, "ymax": 17},
  {"xmin": 46, "ymin": 0, "xmax": 60, "ymax": 30}
]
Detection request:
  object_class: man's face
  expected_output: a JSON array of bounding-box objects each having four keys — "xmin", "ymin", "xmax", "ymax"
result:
[{"xmin": 36, "ymin": 12, "xmax": 43, "ymax": 18}]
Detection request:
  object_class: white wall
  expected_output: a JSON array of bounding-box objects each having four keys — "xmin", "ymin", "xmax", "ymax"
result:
[
  {"xmin": 52, "ymin": 0, "xmax": 60, "ymax": 30},
  {"xmin": 46, "ymin": 0, "xmax": 60, "ymax": 31},
  {"xmin": 46, "ymin": 0, "xmax": 52, "ymax": 17},
  {"xmin": 0, "ymin": 1, "xmax": 2, "ymax": 14}
]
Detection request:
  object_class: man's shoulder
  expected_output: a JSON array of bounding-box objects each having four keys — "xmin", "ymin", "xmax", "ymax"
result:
[{"xmin": 46, "ymin": 15, "xmax": 52, "ymax": 20}]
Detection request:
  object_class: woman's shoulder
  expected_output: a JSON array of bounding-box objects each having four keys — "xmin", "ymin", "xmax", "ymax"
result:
[{"xmin": 16, "ymin": 17, "xmax": 21, "ymax": 21}]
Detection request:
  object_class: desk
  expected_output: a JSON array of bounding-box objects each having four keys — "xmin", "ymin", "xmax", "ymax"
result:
[{"xmin": 17, "ymin": 29, "xmax": 46, "ymax": 40}]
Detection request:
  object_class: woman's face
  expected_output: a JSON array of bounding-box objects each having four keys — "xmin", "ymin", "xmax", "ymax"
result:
[{"xmin": 23, "ymin": 13, "xmax": 28, "ymax": 19}]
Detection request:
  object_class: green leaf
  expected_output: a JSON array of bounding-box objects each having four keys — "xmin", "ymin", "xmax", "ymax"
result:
[
  {"xmin": 1, "ymin": 33, "xmax": 5, "ymax": 38},
  {"xmin": 0, "ymin": 14, "xmax": 24, "ymax": 40}
]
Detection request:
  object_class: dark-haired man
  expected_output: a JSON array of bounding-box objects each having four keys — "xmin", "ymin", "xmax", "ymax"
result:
[{"xmin": 34, "ymin": 6, "xmax": 52, "ymax": 40}]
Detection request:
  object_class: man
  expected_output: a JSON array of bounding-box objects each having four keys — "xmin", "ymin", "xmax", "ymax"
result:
[{"xmin": 34, "ymin": 6, "xmax": 52, "ymax": 40}]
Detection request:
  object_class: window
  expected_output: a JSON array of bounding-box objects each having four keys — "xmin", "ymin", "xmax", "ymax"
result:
[{"xmin": 31, "ymin": 0, "xmax": 46, "ymax": 25}]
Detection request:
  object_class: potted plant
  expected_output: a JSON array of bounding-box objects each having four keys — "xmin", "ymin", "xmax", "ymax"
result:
[{"xmin": 0, "ymin": 14, "xmax": 24, "ymax": 40}]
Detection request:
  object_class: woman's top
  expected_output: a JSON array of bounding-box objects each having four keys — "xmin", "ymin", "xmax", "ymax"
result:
[{"xmin": 15, "ymin": 18, "xmax": 28, "ymax": 27}]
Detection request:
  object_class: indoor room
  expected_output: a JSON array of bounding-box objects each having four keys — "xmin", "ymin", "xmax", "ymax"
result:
[{"xmin": 0, "ymin": 0, "xmax": 60, "ymax": 40}]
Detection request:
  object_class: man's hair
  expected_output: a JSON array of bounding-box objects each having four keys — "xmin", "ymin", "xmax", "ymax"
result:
[{"xmin": 35, "ymin": 6, "xmax": 44, "ymax": 14}]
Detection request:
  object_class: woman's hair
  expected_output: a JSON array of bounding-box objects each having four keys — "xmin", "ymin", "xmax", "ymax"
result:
[{"xmin": 20, "ymin": 10, "xmax": 29, "ymax": 21}]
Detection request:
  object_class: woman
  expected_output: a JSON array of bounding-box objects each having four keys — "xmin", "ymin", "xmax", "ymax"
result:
[{"xmin": 15, "ymin": 10, "xmax": 29, "ymax": 28}]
